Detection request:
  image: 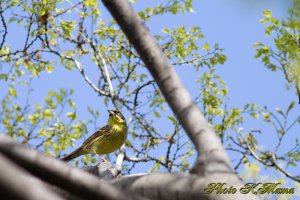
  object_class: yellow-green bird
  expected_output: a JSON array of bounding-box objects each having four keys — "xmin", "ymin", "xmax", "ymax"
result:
[{"xmin": 61, "ymin": 110, "xmax": 128, "ymax": 162}]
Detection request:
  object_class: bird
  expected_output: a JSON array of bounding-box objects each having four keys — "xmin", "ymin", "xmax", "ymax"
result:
[{"xmin": 61, "ymin": 110, "xmax": 128, "ymax": 162}]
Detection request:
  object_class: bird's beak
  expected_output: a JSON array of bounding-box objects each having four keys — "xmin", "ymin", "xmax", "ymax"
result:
[{"xmin": 108, "ymin": 110, "xmax": 114, "ymax": 116}]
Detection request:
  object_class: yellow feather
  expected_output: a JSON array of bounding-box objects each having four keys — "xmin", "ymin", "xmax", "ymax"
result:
[{"xmin": 61, "ymin": 110, "xmax": 127, "ymax": 161}]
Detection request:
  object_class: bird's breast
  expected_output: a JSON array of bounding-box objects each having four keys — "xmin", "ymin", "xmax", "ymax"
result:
[{"xmin": 94, "ymin": 126, "xmax": 127, "ymax": 155}]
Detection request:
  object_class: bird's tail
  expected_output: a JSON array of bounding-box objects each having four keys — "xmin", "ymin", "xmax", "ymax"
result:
[{"xmin": 61, "ymin": 147, "xmax": 84, "ymax": 162}]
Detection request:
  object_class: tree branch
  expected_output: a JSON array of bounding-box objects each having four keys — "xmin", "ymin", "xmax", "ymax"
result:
[
  {"xmin": 0, "ymin": 134, "xmax": 260, "ymax": 200},
  {"xmin": 0, "ymin": 135, "xmax": 147, "ymax": 200},
  {"xmin": 271, "ymin": 154, "xmax": 300, "ymax": 182},
  {"xmin": 111, "ymin": 173, "xmax": 257, "ymax": 200},
  {"xmin": 0, "ymin": 153, "xmax": 65, "ymax": 200},
  {"xmin": 101, "ymin": 0, "xmax": 233, "ymax": 176}
]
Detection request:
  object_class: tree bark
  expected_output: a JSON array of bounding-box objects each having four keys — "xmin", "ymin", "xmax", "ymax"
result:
[
  {"xmin": 0, "ymin": 153, "xmax": 64, "ymax": 200},
  {"xmin": 111, "ymin": 173, "xmax": 257, "ymax": 200},
  {"xmin": 0, "ymin": 135, "xmax": 147, "ymax": 200}
]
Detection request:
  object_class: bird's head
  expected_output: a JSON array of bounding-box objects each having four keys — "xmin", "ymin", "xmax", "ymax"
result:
[{"xmin": 108, "ymin": 110, "xmax": 126, "ymax": 125}]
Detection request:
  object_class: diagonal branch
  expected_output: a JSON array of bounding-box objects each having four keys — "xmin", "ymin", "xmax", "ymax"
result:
[
  {"xmin": 73, "ymin": 59, "xmax": 108, "ymax": 96},
  {"xmin": 271, "ymin": 154, "xmax": 300, "ymax": 182},
  {"xmin": 89, "ymin": 41, "xmax": 120, "ymax": 108},
  {"xmin": 101, "ymin": 0, "xmax": 234, "ymax": 176},
  {"xmin": 0, "ymin": 153, "xmax": 64, "ymax": 200}
]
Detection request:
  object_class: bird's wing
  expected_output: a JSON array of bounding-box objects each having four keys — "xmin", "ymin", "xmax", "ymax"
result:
[{"xmin": 82, "ymin": 125, "xmax": 113, "ymax": 149}]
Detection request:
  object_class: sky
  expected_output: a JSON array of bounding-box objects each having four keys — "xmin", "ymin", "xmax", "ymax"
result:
[
  {"xmin": 173, "ymin": 1, "xmax": 298, "ymax": 197},
  {"xmin": 141, "ymin": 0, "xmax": 294, "ymax": 108},
  {"xmin": 1, "ymin": 0, "xmax": 299, "ymax": 199},
  {"xmin": 132, "ymin": 0, "xmax": 299, "ymax": 180}
]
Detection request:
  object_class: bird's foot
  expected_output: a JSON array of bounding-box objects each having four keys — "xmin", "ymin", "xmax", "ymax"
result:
[{"xmin": 98, "ymin": 155, "xmax": 109, "ymax": 163}]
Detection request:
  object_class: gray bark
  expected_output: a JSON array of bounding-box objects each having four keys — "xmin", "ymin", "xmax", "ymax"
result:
[
  {"xmin": 0, "ymin": 135, "xmax": 147, "ymax": 200},
  {"xmin": 112, "ymin": 173, "xmax": 256, "ymax": 200},
  {"xmin": 0, "ymin": 153, "xmax": 64, "ymax": 200}
]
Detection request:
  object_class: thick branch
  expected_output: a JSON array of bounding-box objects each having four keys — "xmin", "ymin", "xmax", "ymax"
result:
[
  {"xmin": 101, "ymin": 0, "xmax": 233, "ymax": 176},
  {"xmin": 0, "ymin": 135, "xmax": 147, "ymax": 200},
  {"xmin": 0, "ymin": 153, "xmax": 64, "ymax": 200},
  {"xmin": 111, "ymin": 173, "xmax": 257, "ymax": 200}
]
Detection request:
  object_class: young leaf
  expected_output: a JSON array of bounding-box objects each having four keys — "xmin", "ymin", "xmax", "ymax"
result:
[{"xmin": 286, "ymin": 101, "xmax": 295, "ymax": 115}]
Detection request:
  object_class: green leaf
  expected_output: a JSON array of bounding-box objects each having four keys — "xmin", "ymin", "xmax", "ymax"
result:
[
  {"xmin": 275, "ymin": 107, "xmax": 285, "ymax": 117},
  {"xmin": 167, "ymin": 116, "xmax": 176, "ymax": 124},
  {"xmin": 261, "ymin": 112, "xmax": 271, "ymax": 121},
  {"xmin": 86, "ymin": 0, "xmax": 97, "ymax": 7},
  {"xmin": 162, "ymin": 28, "xmax": 170, "ymax": 33},
  {"xmin": 68, "ymin": 99, "xmax": 76, "ymax": 108},
  {"xmin": 265, "ymin": 25, "xmax": 275, "ymax": 36},
  {"xmin": 250, "ymin": 112, "xmax": 259, "ymax": 119},
  {"xmin": 288, "ymin": 161, "xmax": 297, "ymax": 166},
  {"xmin": 154, "ymin": 161, "xmax": 160, "ymax": 171},
  {"xmin": 131, "ymin": 131, "xmax": 137, "ymax": 139},
  {"xmin": 209, "ymin": 57, "xmax": 217, "ymax": 65},
  {"xmin": 203, "ymin": 42, "xmax": 210, "ymax": 51},
  {"xmin": 125, "ymin": 84, "xmax": 129, "ymax": 92},
  {"xmin": 259, "ymin": 18, "xmax": 269, "ymax": 24},
  {"xmin": 138, "ymin": 11, "xmax": 145, "ymax": 19},
  {"xmin": 27, "ymin": 8, "xmax": 34, "ymax": 13},
  {"xmin": 266, "ymin": 64, "xmax": 277, "ymax": 71},
  {"xmin": 28, "ymin": 114, "xmax": 39, "ymax": 125},
  {"xmin": 277, "ymin": 129, "xmax": 284, "ymax": 135},
  {"xmin": 253, "ymin": 42, "xmax": 262, "ymax": 47},
  {"xmin": 262, "ymin": 10, "xmax": 272, "ymax": 18},
  {"xmin": 46, "ymin": 64, "xmax": 54, "ymax": 73},
  {"xmin": 60, "ymin": 20, "xmax": 76, "ymax": 37},
  {"xmin": 286, "ymin": 101, "xmax": 295, "ymax": 115},
  {"xmin": 8, "ymin": 88, "xmax": 17, "ymax": 97},
  {"xmin": 66, "ymin": 112, "xmax": 77, "ymax": 120},
  {"xmin": 217, "ymin": 54, "xmax": 227, "ymax": 64},
  {"xmin": 154, "ymin": 111, "xmax": 161, "ymax": 118},
  {"xmin": 43, "ymin": 109, "xmax": 53, "ymax": 120},
  {"xmin": 64, "ymin": 60, "xmax": 74, "ymax": 70},
  {"xmin": 244, "ymin": 104, "xmax": 250, "ymax": 110}
]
